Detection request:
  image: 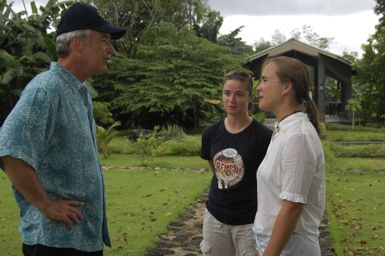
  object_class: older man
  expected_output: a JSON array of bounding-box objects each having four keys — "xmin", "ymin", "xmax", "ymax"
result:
[{"xmin": 0, "ymin": 3, "xmax": 125, "ymax": 256}]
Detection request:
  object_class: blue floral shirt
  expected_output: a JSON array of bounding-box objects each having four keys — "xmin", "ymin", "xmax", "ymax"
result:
[{"xmin": 0, "ymin": 62, "xmax": 110, "ymax": 252}]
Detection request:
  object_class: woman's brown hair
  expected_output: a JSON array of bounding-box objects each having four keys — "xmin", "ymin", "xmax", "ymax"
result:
[{"xmin": 262, "ymin": 56, "xmax": 321, "ymax": 135}]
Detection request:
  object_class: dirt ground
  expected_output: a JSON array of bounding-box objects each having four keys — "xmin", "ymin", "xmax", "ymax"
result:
[{"xmin": 145, "ymin": 192, "xmax": 336, "ymax": 256}]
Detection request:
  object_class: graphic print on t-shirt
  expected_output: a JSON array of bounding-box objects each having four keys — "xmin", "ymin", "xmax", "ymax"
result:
[{"xmin": 213, "ymin": 148, "xmax": 244, "ymax": 189}]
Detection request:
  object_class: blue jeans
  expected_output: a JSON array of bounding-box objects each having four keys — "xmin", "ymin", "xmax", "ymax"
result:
[{"xmin": 254, "ymin": 232, "xmax": 321, "ymax": 255}]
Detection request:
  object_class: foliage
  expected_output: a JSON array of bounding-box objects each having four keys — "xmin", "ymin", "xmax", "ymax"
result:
[
  {"xmin": 253, "ymin": 25, "xmax": 334, "ymax": 52},
  {"xmin": 327, "ymin": 130, "xmax": 385, "ymax": 142},
  {"xmin": 154, "ymin": 135, "xmax": 201, "ymax": 156},
  {"xmin": 157, "ymin": 124, "xmax": 186, "ymax": 140},
  {"xmin": 108, "ymin": 134, "xmax": 201, "ymax": 157},
  {"xmin": 0, "ymin": 0, "xmax": 70, "ymax": 124},
  {"xmin": 96, "ymin": 121, "xmax": 121, "ymax": 159},
  {"xmin": 87, "ymin": 0, "xmax": 210, "ymax": 57},
  {"xmin": 93, "ymin": 101, "xmax": 114, "ymax": 125},
  {"xmin": 194, "ymin": 10, "xmax": 223, "ymax": 43},
  {"xmin": 108, "ymin": 136, "xmax": 136, "ymax": 155},
  {"xmin": 353, "ymin": 25, "xmax": 385, "ymax": 125},
  {"xmin": 252, "ymin": 112, "xmax": 266, "ymax": 124},
  {"xmin": 135, "ymin": 131, "xmax": 160, "ymax": 165},
  {"xmin": 92, "ymin": 22, "xmax": 243, "ymax": 129},
  {"xmin": 374, "ymin": 0, "xmax": 385, "ymax": 25},
  {"xmin": 253, "ymin": 38, "xmax": 273, "ymax": 53},
  {"xmin": 217, "ymin": 25, "xmax": 254, "ymax": 57},
  {"xmin": 326, "ymin": 123, "xmax": 385, "ymax": 132},
  {"xmin": 289, "ymin": 25, "xmax": 334, "ymax": 49}
]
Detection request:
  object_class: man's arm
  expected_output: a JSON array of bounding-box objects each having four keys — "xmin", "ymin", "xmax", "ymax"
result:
[{"xmin": 1, "ymin": 156, "xmax": 84, "ymax": 229}]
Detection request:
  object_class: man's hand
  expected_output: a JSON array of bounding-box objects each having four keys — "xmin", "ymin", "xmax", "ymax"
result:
[
  {"xmin": 40, "ymin": 199, "xmax": 84, "ymax": 229},
  {"xmin": 254, "ymin": 250, "xmax": 260, "ymax": 256},
  {"xmin": 1, "ymin": 156, "xmax": 85, "ymax": 229}
]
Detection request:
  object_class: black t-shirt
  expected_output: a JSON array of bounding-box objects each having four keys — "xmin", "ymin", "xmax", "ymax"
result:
[{"xmin": 201, "ymin": 119, "xmax": 272, "ymax": 225}]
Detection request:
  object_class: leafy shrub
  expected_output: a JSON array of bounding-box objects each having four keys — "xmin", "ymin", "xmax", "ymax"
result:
[
  {"xmin": 327, "ymin": 130, "xmax": 385, "ymax": 142},
  {"xmin": 154, "ymin": 135, "xmax": 201, "ymax": 156},
  {"xmin": 109, "ymin": 136, "xmax": 136, "ymax": 154},
  {"xmin": 136, "ymin": 132, "xmax": 161, "ymax": 165},
  {"xmin": 157, "ymin": 125, "xmax": 186, "ymax": 140}
]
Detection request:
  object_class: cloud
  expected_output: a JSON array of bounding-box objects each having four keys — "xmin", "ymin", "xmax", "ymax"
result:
[{"xmin": 207, "ymin": 0, "xmax": 376, "ymax": 16}]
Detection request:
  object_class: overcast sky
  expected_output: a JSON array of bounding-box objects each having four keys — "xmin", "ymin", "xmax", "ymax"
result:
[
  {"xmin": 207, "ymin": 0, "xmax": 379, "ymax": 55},
  {"xmin": 8, "ymin": 0, "xmax": 380, "ymax": 56}
]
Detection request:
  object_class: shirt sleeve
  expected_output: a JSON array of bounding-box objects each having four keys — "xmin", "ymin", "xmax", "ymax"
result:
[
  {"xmin": 0, "ymin": 85, "xmax": 55, "ymax": 172},
  {"xmin": 279, "ymin": 133, "xmax": 318, "ymax": 204},
  {"xmin": 200, "ymin": 126, "xmax": 212, "ymax": 160}
]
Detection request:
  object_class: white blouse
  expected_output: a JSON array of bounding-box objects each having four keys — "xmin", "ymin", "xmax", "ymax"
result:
[{"xmin": 253, "ymin": 112, "xmax": 325, "ymax": 239}]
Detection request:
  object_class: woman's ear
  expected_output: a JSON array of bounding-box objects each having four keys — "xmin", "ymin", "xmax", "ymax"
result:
[{"xmin": 282, "ymin": 81, "xmax": 294, "ymax": 96}]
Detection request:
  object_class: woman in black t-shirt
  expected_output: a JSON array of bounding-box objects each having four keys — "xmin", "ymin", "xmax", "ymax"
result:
[{"xmin": 200, "ymin": 70, "xmax": 272, "ymax": 256}]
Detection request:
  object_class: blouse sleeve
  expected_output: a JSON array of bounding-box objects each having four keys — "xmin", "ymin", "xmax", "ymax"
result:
[{"xmin": 279, "ymin": 133, "xmax": 318, "ymax": 204}]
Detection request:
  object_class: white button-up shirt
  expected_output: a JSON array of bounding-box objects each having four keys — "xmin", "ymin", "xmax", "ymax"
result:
[{"xmin": 253, "ymin": 112, "xmax": 325, "ymax": 239}]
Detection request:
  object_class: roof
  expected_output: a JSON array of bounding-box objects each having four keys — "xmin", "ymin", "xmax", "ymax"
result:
[{"xmin": 247, "ymin": 38, "xmax": 351, "ymax": 66}]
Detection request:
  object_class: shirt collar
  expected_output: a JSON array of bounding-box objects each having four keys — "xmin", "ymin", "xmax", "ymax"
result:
[
  {"xmin": 273, "ymin": 112, "xmax": 308, "ymax": 137},
  {"xmin": 50, "ymin": 62, "xmax": 88, "ymax": 94}
]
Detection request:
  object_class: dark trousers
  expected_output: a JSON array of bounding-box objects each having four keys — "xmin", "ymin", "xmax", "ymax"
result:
[{"xmin": 22, "ymin": 244, "xmax": 103, "ymax": 256}]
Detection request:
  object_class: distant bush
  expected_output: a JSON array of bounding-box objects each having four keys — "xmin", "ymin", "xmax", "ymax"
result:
[
  {"xmin": 109, "ymin": 136, "xmax": 136, "ymax": 154},
  {"xmin": 157, "ymin": 125, "xmax": 186, "ymax": 140},
  {"xmin": 329, "ymin": 143, "xmax": 385, "ymax": 158},
  {"xmin": 327, "ymin": 130, "xmax": 385, "ymax": 142},
  {"xmin": 326, "ymin": 123, "xmax": 385, "ymax": 132},
  {"xmin": 154, "ymin": 135, "xmax": 201, "ymax": 156},
  {"xmin": 108, "ymin": 133, "xmax": 201, "ymax": 157}
]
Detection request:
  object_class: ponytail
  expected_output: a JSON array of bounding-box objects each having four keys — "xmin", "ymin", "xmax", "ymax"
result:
[{"xmin": 305, "ymin": 98, "xmax": 321, "ymax": 135}]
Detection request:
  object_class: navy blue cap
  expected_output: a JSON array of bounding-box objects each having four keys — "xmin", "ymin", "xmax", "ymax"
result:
[{"xmin": 57, "ymin": 2, "xmax": 126, "ymax": 39}]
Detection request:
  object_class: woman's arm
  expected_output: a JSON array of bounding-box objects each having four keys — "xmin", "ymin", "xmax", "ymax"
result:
[{"xmin": 263, "ymin": 200, "xmax": 304, "ymax": 256}]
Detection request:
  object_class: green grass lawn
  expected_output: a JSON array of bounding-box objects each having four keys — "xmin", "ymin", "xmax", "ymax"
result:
[
  {"xmin": 327, "ymin": 130, "xmax": 385, "ymax": 142},
  {"xmin": 0, "ymin": 159, "xmax": 211, "ymax": 256},
  {"xmin": 326, "ymin": 124, "xmax": 385, "ymax": 255},
  {"xmin": 326, "ymin": 171, "xmax": 385, "ymax": 256},
  {"xmin": 331, "ymin": 157, "xmax": 385, "ymax": 172},
  {"xmin": 101, "ymin": 154, "xmax": 209, "ymax": 169}
]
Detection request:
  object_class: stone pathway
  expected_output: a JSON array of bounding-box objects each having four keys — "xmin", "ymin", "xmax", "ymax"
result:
[{"xmin": 146, "ymin": 191, "xmax": 336, "ymax": 256}]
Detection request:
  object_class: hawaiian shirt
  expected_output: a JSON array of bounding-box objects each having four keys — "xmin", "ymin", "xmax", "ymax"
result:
[{"xmin": 0, "ymin": 62, "xmax": 110, "ymax": 252}]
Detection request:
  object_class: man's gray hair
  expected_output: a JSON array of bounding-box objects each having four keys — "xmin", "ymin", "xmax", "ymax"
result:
[{"xmin": 56, "ymin": 29, "xmax": 91, "ymax": 58}]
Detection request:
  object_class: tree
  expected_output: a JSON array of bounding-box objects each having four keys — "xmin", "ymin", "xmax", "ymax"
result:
[
  {"xmin": 253, "ymin": 38, "xmax": 273, "ymax": 53},
  {"xmin": 96, "ymin": 121, "xmax": 121, "ymax": 159},
  {"xmin": 353, "ymin": 27, "xmax": 385, "ymax": 125},
  {"xmin": 91, "ymin": 22, "xmax": 243, "ymax": 129},
  {"xmin": 291, "ymin": 25, "xmax": 334, "ymax": 49},
  {"xmin": 253, "ymin": 25, "xmax": 334, "ymax": 53},
  {"xmin": 87, "ymin": 0, "xmax": 209, "ymax": 57},
  {"xmin": 194, "ymin": 10, "xmax": 223, "ymax": 43},
  {"xmin": 0, "ymin": 0, "xmax": 68, "ymax": 124},
  {"xmin": 374, "ymin": 0, "xmax": 385, "ymax": 25},
  {"xmin": 217, "ymin": 26, "xmax": 254, "ymax": 57}
]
